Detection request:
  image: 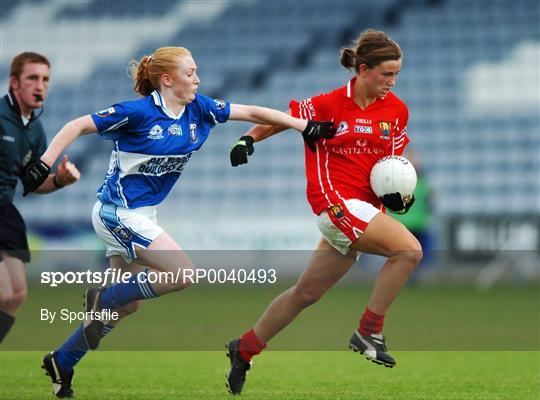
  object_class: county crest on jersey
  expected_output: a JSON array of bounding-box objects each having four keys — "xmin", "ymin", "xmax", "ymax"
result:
[{"xmin": 91, "ymin": 91, "xmax": 230, "ymax": 208}]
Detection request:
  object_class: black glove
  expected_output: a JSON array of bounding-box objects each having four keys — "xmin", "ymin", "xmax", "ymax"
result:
[
  {"xmin": 230, "ymin": 136, "xmax": 255, "ymax": 167},
  {"xmin": 302, "ymin": 120, "xmax": 336, "ymax": 152},
  {"xmin": 22, "ymin": 160, "xmax": 50, "ymax": 196},
  {"xmin": 380, "ymin": 193, "xmax": 415, "ymax": 214}
]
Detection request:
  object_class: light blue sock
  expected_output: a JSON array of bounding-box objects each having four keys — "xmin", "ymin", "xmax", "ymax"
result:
[{"xmin": 99, "ymin": 268, "xmax": 158, "ymax": 309}]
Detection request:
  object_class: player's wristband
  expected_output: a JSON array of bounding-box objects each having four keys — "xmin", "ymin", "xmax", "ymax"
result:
[{"xmin": 53, "ymin": 175, "xmax": 65, "ymax": 189}]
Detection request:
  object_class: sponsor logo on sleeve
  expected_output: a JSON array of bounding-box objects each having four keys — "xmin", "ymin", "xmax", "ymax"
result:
[
  {"xmin": 148, "ymin": 124, "xmax": 164, "ymax": 140},
  {"xmin": 96, "ymin": 107, "xmax": 116, "ymax": 117},
  {"xmin": 303, "ymin": 98, "xmax": 316, "ymax": 118},
  {"xmin": 214, "ymin": 99, "xmax": 226, "ymax": 109}
]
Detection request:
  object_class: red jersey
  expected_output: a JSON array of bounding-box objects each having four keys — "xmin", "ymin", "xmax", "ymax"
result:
[{"xmin": 290, "ymin": 77, "xmax": 410, "ymax": 215}]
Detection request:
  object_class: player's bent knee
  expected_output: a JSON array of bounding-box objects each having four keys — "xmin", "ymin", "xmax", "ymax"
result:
[
  {"xmin": 291, "ymin": 285, "xmax": 324, "ymax": 308},
  {"xmin": 179, "ymin": 267, "xmax": 195, "ymax": 289},
  {"xmin": 0, "ymin": 288, "xmax": 11, "ymax": 308},
  {"xmin": 10, "ymin": 289, "xmax": 27, "ymax": 309},
  {"xmin": 166, "ymin": 269, "xmax": 193, "ymax": 291},
  {"xmin": 0, "ymin": 289, "xmax": 27, "ymax": 311},
  {"xmin": 411, "ymin": 247, "xmax": 423, "ymax": 266},
  {"xmin": 396, "ymin": 238, "xmax": 423, "ymax": 270},
  {"xmin": 408, "ymin": 237, "xmax": 423, "ymax": 265},
  {"xmin": 0, "ymin": 296, "xmax": 10, "ymax": 309},
  {"xmin": 119, "ymin": 300, "xmax": 142, "ymax": 316}
]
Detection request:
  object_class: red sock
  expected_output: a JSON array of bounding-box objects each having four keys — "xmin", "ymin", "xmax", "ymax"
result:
[
  {"xmin": 239, "ymin": 329, "xmax": 267, "ymax": 362},
  {"xmin": 358, "ymin": 307, "xmax": 385, "ymax": 336}
]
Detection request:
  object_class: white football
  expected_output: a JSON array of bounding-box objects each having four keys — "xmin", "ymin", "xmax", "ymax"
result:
[{"xmin": 370, "ymin": 156, "xmax": 417, "ymax": 200}]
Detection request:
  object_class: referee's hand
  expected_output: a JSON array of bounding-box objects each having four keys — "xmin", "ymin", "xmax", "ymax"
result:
[
  {"xmin": 230, "ymin": 135, "xmax": 255, "ymax": 166},
  {"xmin": 22, "ymin": 159, "xmax": 50, "ymax": 196}
]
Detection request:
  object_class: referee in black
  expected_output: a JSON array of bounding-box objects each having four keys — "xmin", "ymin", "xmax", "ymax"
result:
[{"xmin": 0, "ymin": 52, "xmax": 80, "ymax": 344}]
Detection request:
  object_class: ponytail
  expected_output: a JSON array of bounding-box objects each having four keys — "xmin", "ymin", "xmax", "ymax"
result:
[
  {"xmin": 340, "ymin": 29, "xmax": 402, "ymax": 73},
  {"xmin": 340, "ymin": 48, "xmax": 357, "ymax": 71},
  {"xmin": 129, "ymin": 47, "xmax": 192, "ymax": 97},
  {"xmin": 131, "ymin": 55, "xmax": 155, "ymax": 97}
]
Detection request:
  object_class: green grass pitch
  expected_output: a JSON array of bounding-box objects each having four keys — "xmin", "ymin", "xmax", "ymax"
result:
[
  {"xmin": 1, "ymin": 351, "xmax": 538, "ymax": 399},
  {"xmin": 1, "ymin": 283, "xmax": 539, "ymax": 399}
]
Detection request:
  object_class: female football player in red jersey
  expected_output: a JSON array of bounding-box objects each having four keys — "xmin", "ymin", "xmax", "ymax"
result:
[{"xmin": 226, "ymin": 29, "xmax": 422, "ymax": 395}]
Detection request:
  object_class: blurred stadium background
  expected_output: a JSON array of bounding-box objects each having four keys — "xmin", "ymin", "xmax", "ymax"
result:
[
  {"xmin": 1, "ymin": 1, "xmax": 539, "ymax": 399},
  {"xmin": 2, "ymin": 0, "xmax": 538, "ymax": 287}
]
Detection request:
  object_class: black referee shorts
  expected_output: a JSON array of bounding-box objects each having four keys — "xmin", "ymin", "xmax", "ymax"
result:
[{"xmin": 0, "ymin": 202, "xmax": 30, "ymax": 263}]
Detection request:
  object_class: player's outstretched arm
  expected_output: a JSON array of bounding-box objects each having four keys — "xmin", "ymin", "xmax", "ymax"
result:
[
  {"xmin": 22, "ymin": 115, "xmax": 96, "ymax": 195},
  {"xmin": 230, "ymin": 110, "xmax": 291, "ymax": 167},
  {"xmin": 229, "ymin": 104, "xmax": 309, "ymax": 131},
  {"xmin": 245, "ymin": 109, "xmax": 293, "ymax": 142},
  {"xmin": 229, "ymin": 105, "xmax": 335, "ymax": 166}
]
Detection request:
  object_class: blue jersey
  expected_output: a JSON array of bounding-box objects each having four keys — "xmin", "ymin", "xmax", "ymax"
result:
[{"xmin": 91, "ymin": 90, "xmax": 230, "ymax": 208}]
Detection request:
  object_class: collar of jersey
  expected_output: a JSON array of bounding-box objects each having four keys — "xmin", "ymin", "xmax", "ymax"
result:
[
  {"xmin": 345, "ymin": 77, "xmax": 387, "ymax": 104},
  {"xmin": 4, "ymin": 90, "xmax": 43, "ymax": 125},
  {"xmin": 151, "ymin": 90, "xmax": 185, "ymax": 120},
  {"xmin": 346, "ymin": 77, "xmax": 355, "ymax": 98}
]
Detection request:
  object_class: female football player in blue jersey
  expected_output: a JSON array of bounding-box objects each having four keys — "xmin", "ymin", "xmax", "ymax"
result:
[{"xmin": 22, "ymin": 46, "xmax": 335, "ymax": 398}]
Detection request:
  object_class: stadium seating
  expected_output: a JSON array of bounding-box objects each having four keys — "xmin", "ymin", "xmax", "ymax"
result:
[{"xmin": 1, "ymin": 0, "xmax": 537, "ymax": 240}]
